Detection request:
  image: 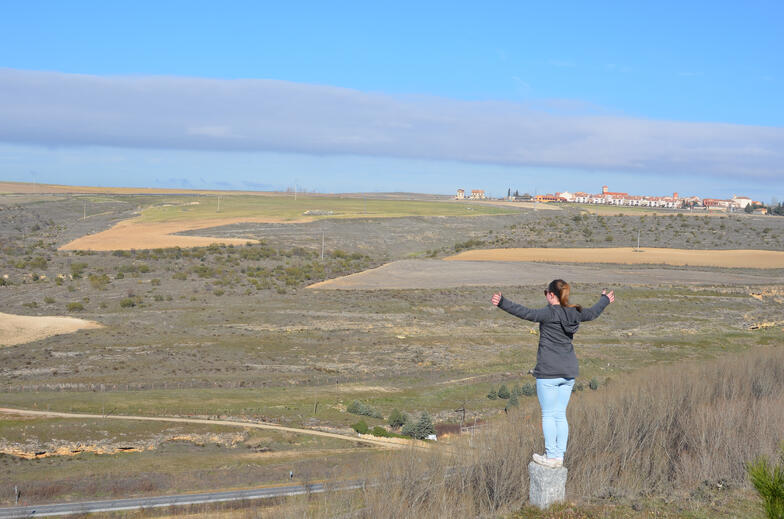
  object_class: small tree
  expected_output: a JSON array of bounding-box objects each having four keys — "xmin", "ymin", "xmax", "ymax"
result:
[
  {"xmin": 589, "ymin": 378, "xmax": 599, "ymax": 390},
  {"xmin": 497, "ymin": 384, "xmax": 510, "ymax": 399},
  {"xmin": 388, "ymin": 408, "xmax": 407, "ymax": 429},
  {"xmin": 508, "ymin": 392, "xmax": 519, "ymax": 407},
  {"xmin": 521, "ymin": 383, "xmax": 536, "ymax": 397},
  {"xmin": 748, "ymin": 450, "xmax": 784, "ymax": 519},
  {"xmin": 487, "ymin": 389, "xmax": 498, "ymax": 400},
  {"xmin": 402, "ymin": 412, "xmax": 435, "ymax": 440}
]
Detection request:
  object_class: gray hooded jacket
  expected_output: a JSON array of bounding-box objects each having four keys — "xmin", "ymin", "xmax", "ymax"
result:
[{"xmin": 498, "ymin": 295, "xmax": 610, "ymax": 379}]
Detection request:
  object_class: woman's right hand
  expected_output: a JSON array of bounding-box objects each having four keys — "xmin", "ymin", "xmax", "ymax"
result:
[
  {"xmin": 602, "ymin": 289, "xmax": 615, "ymax": 303},
  {"xmin": 491, "ymin": 293, "xmax": 502, "ymax": 306}
]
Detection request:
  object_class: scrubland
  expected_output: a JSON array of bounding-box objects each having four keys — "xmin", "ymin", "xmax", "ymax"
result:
[{"xmin": 1, "ymin": 191, "xmax": 783, "ymax": 516}]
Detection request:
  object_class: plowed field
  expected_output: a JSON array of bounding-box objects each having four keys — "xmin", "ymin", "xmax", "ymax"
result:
[{"xmin": 445, "ymin": 247, "xmax": 784, "ymax": 269}]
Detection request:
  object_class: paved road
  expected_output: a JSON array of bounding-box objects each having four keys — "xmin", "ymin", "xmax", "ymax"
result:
[
  {"xmin": 0, "ymin": 407, "xmax": 404, "ymax": 449},
  {"xmin": 0, "ymin": 481, "xmax": 361, "ymax": 518}
]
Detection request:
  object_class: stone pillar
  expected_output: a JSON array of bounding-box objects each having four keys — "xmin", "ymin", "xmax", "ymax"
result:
[{"xmin": 528, "ymin": 461, "xmax": 567, "ymax": 509}]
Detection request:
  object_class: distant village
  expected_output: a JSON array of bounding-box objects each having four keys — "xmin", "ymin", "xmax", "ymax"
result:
[{"xmin": 456, "ymin": 186, "xmax": 772, "ymax": 214}]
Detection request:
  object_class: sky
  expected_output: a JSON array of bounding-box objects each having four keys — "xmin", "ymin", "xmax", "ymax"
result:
[{"xmin": 1, "ymin": 1, "xmax": 782, "ymax": 200}]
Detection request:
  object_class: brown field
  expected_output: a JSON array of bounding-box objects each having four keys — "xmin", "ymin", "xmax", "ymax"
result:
[
  {"xmin": 0, "ymin": 312, "xmax": 102, "ymax": 347},
  {"xmin": 445, "ymin": 247, "xmax": 784, "ymax": 269},
  {"xmin": 58, "ymin": 216, "xmax": 310, "ymax": 251}
]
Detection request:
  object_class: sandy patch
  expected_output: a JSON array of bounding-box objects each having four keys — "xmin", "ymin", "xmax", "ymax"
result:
[
  {"xmin": 445, "ymin": 247, "xmax": 784, "ymax": 269},
  {"xmin": 59, "ymin": 216, "xmax": 312, "ymax": 251},
  {"xmin": 0, "ymin": 312, "xmax": 102, "ymax": 347}
]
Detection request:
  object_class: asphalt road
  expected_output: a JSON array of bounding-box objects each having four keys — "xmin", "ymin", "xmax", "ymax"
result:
[{"xmin": 0, "ymin": 481, "xmax": 360, "ymax": 518}]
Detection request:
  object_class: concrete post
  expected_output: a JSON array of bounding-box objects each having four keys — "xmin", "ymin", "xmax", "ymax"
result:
[{"xmin": 528, "ymin": 461, "xmax": 567, "ymax": 509}]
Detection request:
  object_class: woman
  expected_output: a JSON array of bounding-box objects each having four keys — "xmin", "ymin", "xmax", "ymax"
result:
[{"xmin": 491, "ymin": 280, "xmax": 614, "ymax": 468}]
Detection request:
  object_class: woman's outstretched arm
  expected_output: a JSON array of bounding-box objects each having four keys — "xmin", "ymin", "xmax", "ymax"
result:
[
  {"xmin": 491, "ymin": 292, "xmax": 550, "ymax": 322},
  {"xmin": 580, "ymin": 290, "xmax": 615, "ymax": 321}
]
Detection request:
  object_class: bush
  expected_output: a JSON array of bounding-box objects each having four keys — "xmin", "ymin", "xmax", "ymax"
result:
[
  {"xmin": 748, "ymin": 449, "xmax": 784, "ymax": 519},
  {"xmin": 172, "ymin": 272, "xmax": 188, "ymax": 281},
  {"xmin": 508, "ymin": 392, "xmax": 519, "ymax": 407},
  {"xmin": 388, "ymin": 409, "xmax": 408, "ymax": 428},
  {"xmin": 66, "ymin": 302, "xmax": 84, "ymax": 312},
  {"xmin": 520, "ymin": 383, "xmax": 536, "ymax": 397},
  {"xmin": 44, "ymin": 296, "xmax": 55, "ymax": 304},
  {"xmin": 89, "ymin": 273, "xmax": 110, "ymax": 290},
  {"xmin": 347, "ymin": 400, "xmax": 383, "ymax": 419},
  {"xmin": 497, "ymin": 384, "xmax": 510, "ymax": 399},
  {"xmin": 351, "ymin": 420, "xmax": 369, "ymax": 435},
  {"xmin": 402, "ymin": 412, "xmax": 435, "ymax": 440},
  {"xmin": 486, "ymin": 389, "xmax": 498, "ymax": 400},
  {"xmin": 70, "ymin": 262, "xmax": 88, "ymax": 279},
  {"xmin": 120, "ymin": 298, "xmax": 136, "ymax": 308},
  {"xmin": 371, "ymin": 426, "xmax": 391, "ymax": 437},
  {"xmin": 589, "ymin": 378, "xmax": 599, "ymax": 390}
]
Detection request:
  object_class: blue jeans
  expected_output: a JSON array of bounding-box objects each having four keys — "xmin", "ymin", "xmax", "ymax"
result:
[{"xmin": 536, "ymin": 377, "xmax": 575, "ymax": 459}]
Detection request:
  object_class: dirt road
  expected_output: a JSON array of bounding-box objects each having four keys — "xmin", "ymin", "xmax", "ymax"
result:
[{"xmin": 0, "ymin": 407, "xmax": 408, "ymax": 450}]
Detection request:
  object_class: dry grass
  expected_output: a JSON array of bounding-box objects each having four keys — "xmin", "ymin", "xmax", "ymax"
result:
[
  {"xmin": 286, "ymin": 347, "xmax": 784, "ymax": 518},
  {"xmin": 446, "ymin": 247, "xmax": 784, "ymax": 269}
]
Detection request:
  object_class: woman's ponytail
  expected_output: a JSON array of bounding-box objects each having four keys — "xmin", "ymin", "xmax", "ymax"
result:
[{"xmin": 548, "ymin": 279, "xmax": 582, "ymax": 312}]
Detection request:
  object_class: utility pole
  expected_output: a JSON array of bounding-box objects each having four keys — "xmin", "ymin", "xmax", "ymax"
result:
[
  {"xmin": 637, "ymin": 230, "xmax": 641, "ymax": 251},
  {"xmin": 83, "ymin": 201, "xmax": 86, "ymax": 221},
  {"xmin": 321, "ymin": 231, "xmax": 325, "ymax": 260},
  {"xmin": 217, "ymin": 196, "xmax": 221, "ymax": 213}
]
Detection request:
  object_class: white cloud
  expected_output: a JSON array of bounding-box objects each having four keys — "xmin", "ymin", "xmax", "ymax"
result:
[{"xmin": 0, "ymin": 68, "xmax": 782, "ymax": 181}]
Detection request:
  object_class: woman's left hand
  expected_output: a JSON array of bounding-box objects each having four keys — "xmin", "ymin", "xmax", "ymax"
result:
[
  {"xmin": 602, "ymin": 289, "xmax": 615, "ymax": 303},
  {"xmin": 491, "ymin": 293, "xmax": 502, "ymax": 306}
]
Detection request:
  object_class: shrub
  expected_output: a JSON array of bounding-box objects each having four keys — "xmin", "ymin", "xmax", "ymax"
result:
[
  {"xmin": 115, "ymin": 272, "xmax": 124, "ymax": 280},
  {"xmin": 120, "ymin": 298, "xmax": 136, "ymax": 308},
  {"xmin": 388, "ymin": 409, "xmax": 408, "ymax": 428},
  {"xmin": 44, "ymin": 296, "xmax": 55, "ymax": 304},
  {"xmin": 497, "ymin": 384, "xmax": 510, "ymax": 399},
  {"xmin": 70, "ymin": 262, "xmax": 88, "ymax": 278},
  {"xmin": 351, "ymin": 420, "xmax": 369, "ymax": 435},
  {"xmin": 371, "ymin": 426, "xmax": 391, "ymax": 437},
  {"xmin": 589, "ymin": 378, "xmax": 599, "ymax": 390},
  {"xmin": 89, "ymin": 273, "xmax": 110, "ymax": 290},
  {"xmin": 172, "ymin": 272, "xmax": 188, "ymax": 280},
  {"xmin": 520, "ymin": 383, "xmax": 536, "ymax": 397},
  {"xmin": 151, "ymin": 278, "xmax": 161, "ymax": 286},
  {"xmin": 748, "ymin": 449, "xmax": 784, "ymax": 519},
  {"xmin": 402, "ymin": 412, "xmax": 435, "ymax": 440},
  {"xmin": 66, "ymin": 302, "xmax": 84, "ymax": 312},
  {"xmin": 508, "ymin": 392, "xmax": 519, "ymax": 407},
  {"xmin": 347, "ymin": 400, "xmax": 383, "ymax": 419},
  {"xmin": 487, "ymin": 389, "xmax": 498, "ymax": 400}
]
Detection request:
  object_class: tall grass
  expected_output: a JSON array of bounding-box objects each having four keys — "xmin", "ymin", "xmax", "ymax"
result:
[{"xmin": 281, "ymin": 348, "xmax": 784, "ymax": 518}]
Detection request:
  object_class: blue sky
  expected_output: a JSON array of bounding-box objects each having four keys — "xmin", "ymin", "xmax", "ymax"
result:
[{"xmin": 1, "ymin": 1, "xmax": 782, "ymax": 200}]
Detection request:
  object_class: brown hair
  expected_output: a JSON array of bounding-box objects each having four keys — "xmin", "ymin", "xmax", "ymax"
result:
[{"xmin": 548, "ymin": 279, "xmax": 582, "ymax": 312}]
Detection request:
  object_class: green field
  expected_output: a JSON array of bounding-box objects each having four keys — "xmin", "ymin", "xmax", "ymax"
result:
[{"xmin": 137, "ymin": 194, "xmax": 517, "ymax": 223}]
